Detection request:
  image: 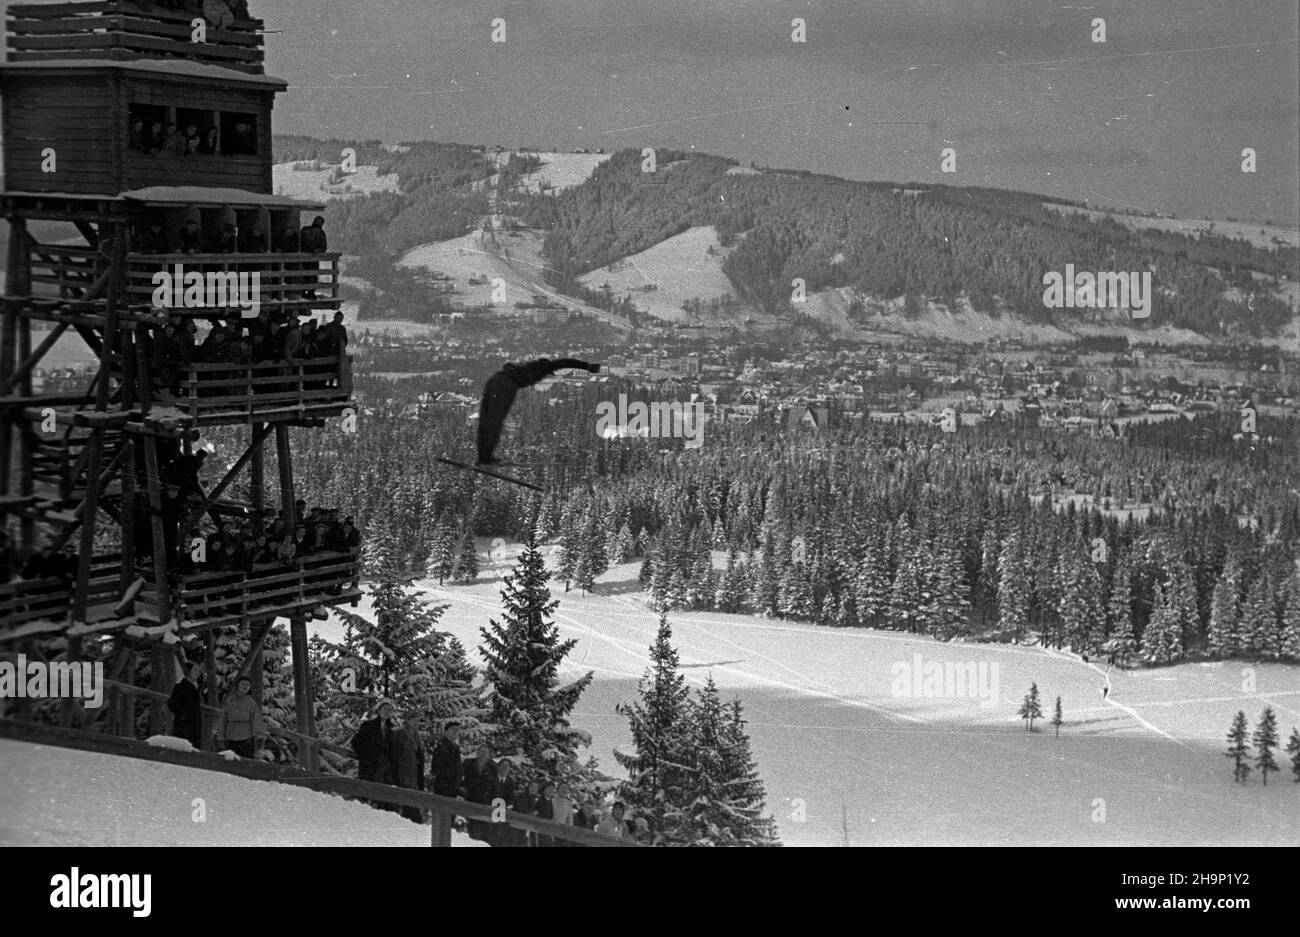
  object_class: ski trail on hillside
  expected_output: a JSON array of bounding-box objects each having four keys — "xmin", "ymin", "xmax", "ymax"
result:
[
  {"xmin": 1039, "ymin": 646, "xmax": 1190, "ymax": 749},
  {"xmin": 679, "ymin": 617, "xmax": 927, "ymax": 725}
]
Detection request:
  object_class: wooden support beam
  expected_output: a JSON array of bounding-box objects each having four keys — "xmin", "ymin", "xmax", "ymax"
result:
[
  {"xmin": 248, "ymin": 620, "xmax": 268, "ymax": 707},
  {"xmin": 290, "ymin": 617, "xmax": 317, "ymax": 771},
  {"xmin": 275, "ymin": 423, "xmax": 295, "ymax": 527},
  {"xmin": 142, "ymin": 436, "xmax": 172, "ymax": 626},
  {"xmin": 231, "ymin": 619, "xmax": 274, "ymax": 688}
]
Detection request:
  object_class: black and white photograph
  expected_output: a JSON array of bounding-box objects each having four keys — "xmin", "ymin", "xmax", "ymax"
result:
[{"xmin": 0, "ymin": 0, "xmax": 1297, "ymax": 909}]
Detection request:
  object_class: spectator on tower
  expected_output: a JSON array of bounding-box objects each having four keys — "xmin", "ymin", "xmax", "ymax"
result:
[
  {"xmin": 317, "ymin": 311, "xmax": 348, "ymax": 357},
  {"xmin": 275, "ymin": 221, "xmax": 300, "ymax": 253},
  {"xmin": 136, "ymin": 221, "xmax": 170, "ymax": 254},
  {"xmin": 226, "ymin": 118, "xmax": 257, "ymax": 156},
  {"xmin": 198, "ymin": 126, "xmax": 220, "ymax": 155},
  {"xmin": 128, "ymin": 116, "xmax": 147, "ymax": 152},
  {"xmin": 167, "ymin": 660, "xmax": 203, "ymax": 749},
  {"xmin": 21, "ymin": 542, "xmax": 59, "ymax": 580},
  {"xmin": 299, "ymin": 216, "xmax": 328, "ymax": 254},
  {"xmin": 281, "ymin": 317, "xmax": 303, "ymax": 361},
  {"xmin": 238, "ymin": 223, "xmax": 266, "ymax": 254},
  {"xmin": 428, "ymin": 721, "xmax": 462, "ymax": 797},
  {"xmin": 220, "ymin": 675, "xmax": 265, "ymax": 758},
  {"xmin": 180, "ymin": 122, "xmax": 201, "ymax": 156},
  {"xmin": 343, "ymin": 518, "xmax": 361, "ymax": 552},
  {"xmin": 0, "ymin": 530, "xmax": 15, "ymax": 583},
  {"xmin": 145, "ymin": 119, "xmax": 168, "ymax": 154},
  {"xmin": 178, "ymin": 219, "xmax": 202, "ymax": 254}
]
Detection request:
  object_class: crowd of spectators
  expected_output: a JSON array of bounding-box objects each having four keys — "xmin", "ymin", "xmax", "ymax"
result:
[
  {"xmin": 351, "ymin": 708, "xmax": 647, "ymax": 846},
  {"xmin": 0, "ymin": 532, "xmax": 80, "ymax": 586},
  {"xmin": 131, "ymin": 215, "xmax": 328, "ymax": 258}
]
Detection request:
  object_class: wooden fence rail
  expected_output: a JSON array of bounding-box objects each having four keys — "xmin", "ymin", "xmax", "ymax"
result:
[{"xmin": 0, "ymin": 717, "xmax": 638, "ymax": 846}]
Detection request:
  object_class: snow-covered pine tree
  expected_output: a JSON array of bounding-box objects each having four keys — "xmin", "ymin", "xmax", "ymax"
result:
[
  {"xmin": 925, "ymin": 534, "xmax": 970, "ymax": 641},
  {"xmin": 998, "ymin": 530, "xmax": 1031, "ymax": 643},
  {"xmin": 679, "ymin": 677, "xmax": 781, "ymax": 846},
  {"xmin": 1207, "ymin": 551, "xmax": 1242, "ymax": 659},
  {"xmin": 454, "ymin": 529, "xmax": 480, "ymax": 583},
  {"xmin": 1141, "ymin": 582, "xmax": 1182, "ymax": 665},
  {"xmin": 614, "ymin": 612, "xmax": 693, "ymax": 844},
  {"xmin": 717, "ymin": 549, "xmax": 749, "ymax": 612},
  {"xmin": 1225, "ymin": 710, "xmax": 1252, "ymax": 783},
  {"xmin": 888, "ymin": 527, "xmax": 924, "ymax": 633},
  {"xmin": 1103, "ymin": 550, "xmax": 1137, "ymax": 665},
  {"xmin": 1253, "ymin": 706, "xmax": 1279, "ymax": 785},
  {"xmin": 1280, "ymin": 572, "xmax": 1300, "ymax": 663},
  {"xmin": 974, "ymin": 523, "xmax": 1001, "ymax": 626},
  {"xmin": 424, "ymin": 512, "xmax": 456, "ymax": 585},
  {"xmin": 778, "ymin": 561, "xmax": 814, "ymax": 620},
  {"xmin": 1018, "ymin": 682, "xmax": 1042, "ymax": 731},
  {"xmin": 477, "ymin": 533, "xmax": 594, "ymax": 783},
  {"xmin": 853, "ymin": 534, "xmax": 891, "ymax": 629},
  {"xmin": 717, "ymin": 698, "xmax": 780, "ymax": 845},
  {"xmin": 609, "ymin": 521, "xmax": 635, "ymax": 567},
  {"xmin": 1051, "ymin": 695, "xmax": 1063, "ymax": 738},
  {"xmin": 1285, "ymin": 727, "xmax": 1300, "ymax": 782},
  {"xmin": 320, "ymin": 576, "xmax": 482, "ymax": 759},
  {"xmin": 1237, "ymin": 572, "xmax": 1274, "ymax": 658},
  {"xmin": 750, "ymin": 530, "xmax": 782, "ymax": 617}
]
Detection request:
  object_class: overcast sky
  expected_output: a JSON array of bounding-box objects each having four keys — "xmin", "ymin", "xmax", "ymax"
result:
[
  {"xmin": 9, "ymin": 0, "xmax": 1296, "ymax": 222},
  {"xmin": 257, "ymin": 0, "xmax": 1297, "ymax": 223}
]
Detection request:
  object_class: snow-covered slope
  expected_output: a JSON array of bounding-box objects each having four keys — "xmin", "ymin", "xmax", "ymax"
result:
[
  {"xmin": 317, "ymin": 541, "xmax": 1300, "ymax": 847},
  {"xmin": 0, "ymin": 739, "xmax": 483, "ymax": 847}
]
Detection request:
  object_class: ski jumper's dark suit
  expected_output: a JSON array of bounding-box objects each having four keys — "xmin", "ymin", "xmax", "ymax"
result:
[{"xmin": 477, "ymin": 357, "xmax": 599, "ymax": 463}]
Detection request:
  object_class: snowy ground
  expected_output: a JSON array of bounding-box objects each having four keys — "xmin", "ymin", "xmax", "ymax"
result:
[
  {"xmin": 0, "ymin": 738, "xmax": 483, "ymax": 847},
  {"xmin": 316, "ymin": 541, "xmax": 1300, "ymax": 847}
]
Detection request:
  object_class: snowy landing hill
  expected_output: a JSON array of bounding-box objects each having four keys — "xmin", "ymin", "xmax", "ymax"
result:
[{"xmin": 318, "ymin": 540, "xmax": 1300, "ymax": 848}]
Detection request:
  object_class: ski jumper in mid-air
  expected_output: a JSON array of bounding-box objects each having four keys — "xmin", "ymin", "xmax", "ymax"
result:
[{"xmin": 477, "ymin": 357, "xmax": 601, "ymax": 465}]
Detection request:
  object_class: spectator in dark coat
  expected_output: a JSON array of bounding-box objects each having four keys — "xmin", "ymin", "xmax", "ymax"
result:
[
  {"xmin": 167, "ymin": 660, "xmax": 203, "ymax": 749},
  {"xmin": 428, "ymin": 721, "xmax": 462, "ymax": 797},
  {"xmin": 461, "ymin": 744, "xmax": 497, "ymax": 842},
  {"xmin": 177, "ymin": 219, "xmax": 202, "ymax": 254},
  {"xmin": 510, "ymin": 779, "xmax": 540, "ymax": 847},
  {"xmin": 351, "ymin": 699, "xmax": 400, "ymax": 812},
  {"xmin": 0, "ymin": 530, "xmax": 16, "ymax": 583},
  {"xmin": 392, "ymin": 714, "xmax": 427, "ymax": 824},
  {"xmin": 299, "ymin": 216, "xmax": 328, "ymax": 254},
  {"xmin": 317, "ymin": 311, "xmax": 348, "ymax": 358},
  {"xmin": 536, "ymin": 781, "xmax": 558, "ymax": 847},
  {"xmin": 491, "ymin": 758, "xmax": 523, "ymax": 847}
]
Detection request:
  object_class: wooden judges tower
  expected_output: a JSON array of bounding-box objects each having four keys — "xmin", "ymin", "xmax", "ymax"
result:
[{"xmin": 0, "ymin": 1, "xmax": 359, "ymax": 767}]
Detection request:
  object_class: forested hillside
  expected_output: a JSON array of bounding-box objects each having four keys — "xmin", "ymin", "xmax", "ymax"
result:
[{"xmin": 520, "ymin": 149, "xmax": 1298, "ymax": 337}]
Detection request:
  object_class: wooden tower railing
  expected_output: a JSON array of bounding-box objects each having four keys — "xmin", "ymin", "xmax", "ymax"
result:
[
  {"xmin": 5, "ymin": 1, "xmax": 266, "ymax": 73},
  {"xmin": 163, "ymin": 356, "xmax": 353, "ymax": 423},
  {"xmin": 138, "ymin": 551, "xmax": 362, "ymax": 629}
]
